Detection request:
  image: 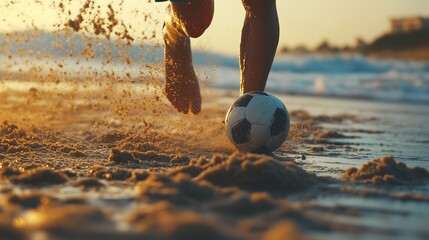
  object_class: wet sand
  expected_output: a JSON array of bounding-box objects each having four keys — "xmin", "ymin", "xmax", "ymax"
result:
[{"xmin": 1, "ymin": 76, "xmax": 429, "ymax": 240}]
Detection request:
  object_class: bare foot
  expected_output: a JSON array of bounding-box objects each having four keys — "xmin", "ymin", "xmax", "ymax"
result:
[
  {"xmin": 164, "ymin": 66, "xmax": 201, "ymax": 114},
  {"xmin": 163, "ymin": 6, "xmax": 202, "ymax": 114}
]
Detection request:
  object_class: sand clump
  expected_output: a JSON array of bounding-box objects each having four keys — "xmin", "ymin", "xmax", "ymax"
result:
[
  {"xmin": 207, "ymin": 192, "xmax": 277, "ymax": 216},
  {"xmin": 0, "ymin": 122, "xmax": 27, "ymax": 140},
  {"xmin": 0, "ymin": 122, "xmax": 36, "ymax": 154},
  {"xmin": 132, "ymin": 150, "xmax": 173, "ymax": 163},
  {"xmin": 342, "ymin": 156, "xmax": 429, "ymax": 184},
  {"xmin": 0, "ymin": 166, "xmax": 21, "ymax": 179},
  {"xmin": 89, "ymin": 166, "xmax": 131, "ymax": 180},
  {"xmin": 87, "ymin": 166, "xmax": 151, "ymax": 182},
  {"xmin": 170, "ymin": 165, "xmax": 205, "ymax": 178},
  {"xmin": 7, "ymin": 168, "xmax": 68, "ymax": 186},
  {"xmin": 3, "ymin": 192, "xmax": 54, "ymax": 209},
  {"xmin": 194, "ymin": 153, "xmax": 316, "ymax": 193},
  {"xmin": 108, "ymin": 148, "xmax": 139, "ymax": 164},
  {"xmin": 136, "ymin": 173, "xmax": 218, "ymax": 206},
  {"xmin": 27, "ymin": 205, "xmax": 122, "ymax": 239},
  {"xmin": 69, "ymin": 150, "xmax": 86, "ymax": 158},
  {"xmin": 134, "ymin": 153, "xmax": 316, "ymax": 208},
  {"xmin": 71, "ymin": 178, "xmax": 105, "ymax": 190},
  {"xmin": 128, "ymin": 202, "xmax": 237, "ymax": 240},
  {"xmin": 129, "ymin": 170, "xmax": 150, "ymax": 182},
  {"xmin": 108, "ymin": 147, "xmax": 189, "ymax": 165},
  {"xmin": 100, "ymin": 131, "xmax": 127, "ymax": 144}
]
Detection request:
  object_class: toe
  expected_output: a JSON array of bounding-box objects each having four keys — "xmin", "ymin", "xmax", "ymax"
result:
[
  {"xmin": 165, "ymin": 89, "xmax": 178, "ymax": 109},
  {"xmin": 191, "ymin": 94, "xmax": 201, "ymax": 114},
  {"xmin": 176, "ymin": 95, "xmax": 190, "ymax": 114}
]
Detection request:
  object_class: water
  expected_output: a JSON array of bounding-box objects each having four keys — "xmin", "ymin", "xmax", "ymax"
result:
[
  {"xmin": 198, "ymin": 54, "xmax": 429, "ymax": 104},
  {"xmin": 281, "ymin": 95, "xmax": 429, "ymax": 175},
  {"xmin": 1, "ymin": 31, "xmax": 429, "ymax": 103}
]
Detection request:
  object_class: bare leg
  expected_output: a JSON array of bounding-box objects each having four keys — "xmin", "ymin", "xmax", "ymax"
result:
[
  {"xmin": 163, "ymin": 1, "xmax": 214, "ymax": 114},
  {"xmin": 240, "ymin": 0, "xmax": 279, "ymax": 94}
]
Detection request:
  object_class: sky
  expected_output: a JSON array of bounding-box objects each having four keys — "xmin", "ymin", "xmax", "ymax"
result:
[{"xmin": 1, "ymin": 0, "xmax": 429, "ymax": 55}]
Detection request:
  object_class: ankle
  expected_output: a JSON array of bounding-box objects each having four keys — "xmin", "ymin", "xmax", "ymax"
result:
[{"xmin": 163, "ymin": 23, "xmax": 188, "ymax": 46}]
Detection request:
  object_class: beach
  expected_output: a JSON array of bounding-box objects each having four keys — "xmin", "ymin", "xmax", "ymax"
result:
[
  {"xmin": 1, "ymin": 65, "xmax": 429, "ymax": 239},
  {"xmin": 1, "ymin": 0, "xmax": 429, "ymax": 238},
  {"xmin": 0, "ymin": 20, "xmax": 428, "ymax": 239}
]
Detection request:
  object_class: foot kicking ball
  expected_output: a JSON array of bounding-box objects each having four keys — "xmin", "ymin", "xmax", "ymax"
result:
[{"xmin": 225, "ymin": 91, "xmax": 290, "ymax": 153}]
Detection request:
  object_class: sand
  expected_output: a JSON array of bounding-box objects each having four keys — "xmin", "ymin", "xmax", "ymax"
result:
[
  {"xmin": 1, "ymin": 86, "xmax": 428, "ymax": 239},
  {"xmin": 1, "ymin": 82, "xmax": 429, "ymax": 239}
]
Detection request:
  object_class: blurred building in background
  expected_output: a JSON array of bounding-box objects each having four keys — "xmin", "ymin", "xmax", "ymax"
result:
[{"xmin": 390, "ymin": 17, "xmax": 429, "ymax": 33}]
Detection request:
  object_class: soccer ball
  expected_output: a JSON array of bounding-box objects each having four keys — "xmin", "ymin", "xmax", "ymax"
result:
[{"xmin": 225, "ymin": 91, "xmax": 290, "ymax": 153}]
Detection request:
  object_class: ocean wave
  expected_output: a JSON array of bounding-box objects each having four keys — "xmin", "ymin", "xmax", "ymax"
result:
[
  {"xmin": 199, "ymin": 55, "xmax": 429, "ymax": 103},
  {"xmin": 1, "ymin": 30, "xmax": 428, "ymax": 103},
  {"xmin": 195, "ymin": 54, "xmax": 429, "ymax": 74}
]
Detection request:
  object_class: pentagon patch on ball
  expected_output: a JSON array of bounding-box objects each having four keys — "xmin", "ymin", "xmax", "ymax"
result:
[{"xmin": 225, "ymin": 91, "xmax": 290, "ymax": 153}]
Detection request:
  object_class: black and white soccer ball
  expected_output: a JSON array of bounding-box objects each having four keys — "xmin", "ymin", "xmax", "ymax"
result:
[{"xmin": 225, "ymin": 91, "xmax": 290, "ymax": 153}]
